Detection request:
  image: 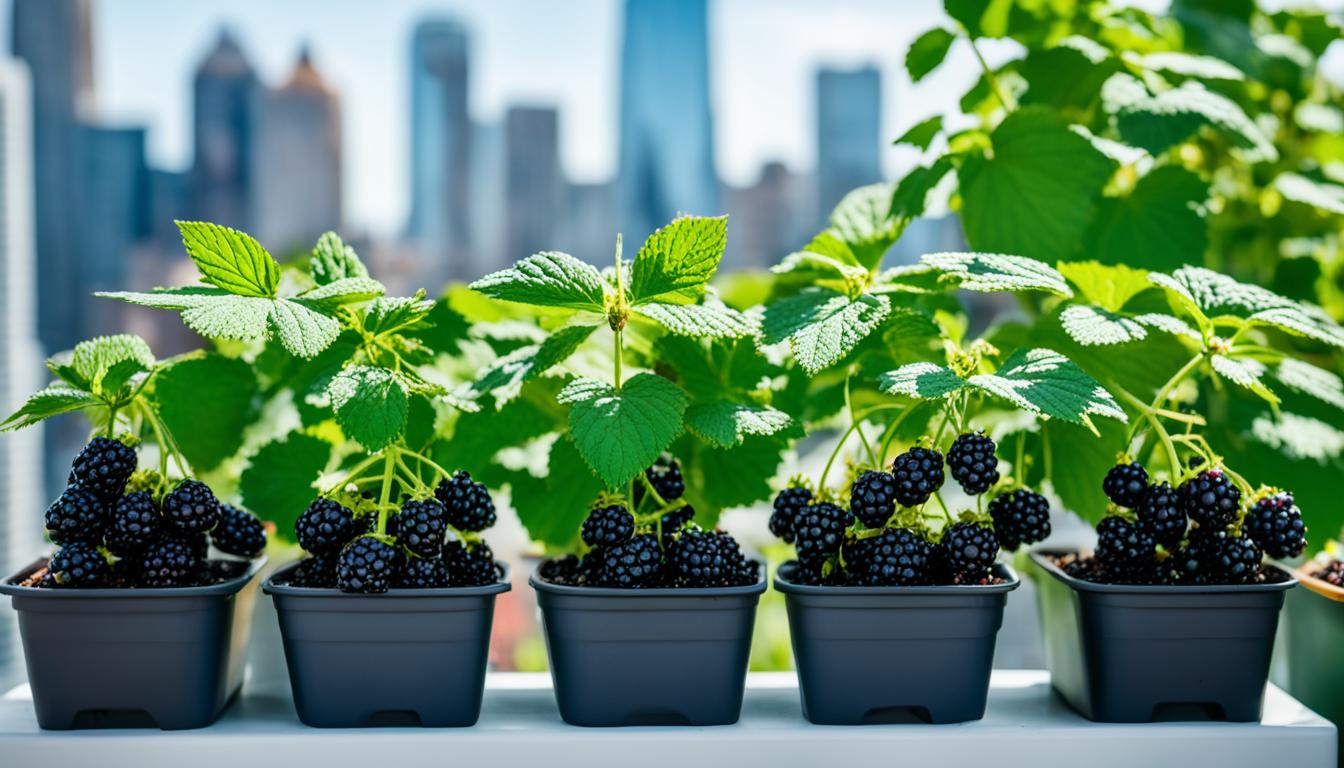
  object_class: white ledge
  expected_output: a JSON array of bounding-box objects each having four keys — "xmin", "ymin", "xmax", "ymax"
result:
[{"xmin": 0, "ymin": 671, "xmax": 1336, "ymax": 767}]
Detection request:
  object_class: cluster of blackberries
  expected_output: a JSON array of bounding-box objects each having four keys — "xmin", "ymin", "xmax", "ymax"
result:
[
  {"xmin": 284, "ymin": 470, "xmax": 501, "ymax": 594},
  {"xmin": 1084, "ymin": 461, "xmax": 1306, "ymax": 585},
  {"xmin": 1317, "ymin": 560, "xmax": 1344, "ymax": 588},
  {"xmin": 39, "ymin": 437, "xmax": 266, "ymax": 589}
]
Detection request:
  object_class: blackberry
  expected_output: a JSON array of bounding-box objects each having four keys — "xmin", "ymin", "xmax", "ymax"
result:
[
  {"xmin": 1134, "ymin": 482, "xmax": 1186, "ymax": 549},
  {"xmin": 435, "ymin": 470, "xmax": 497, "ymax": 532},
  {"xmin": 850, "ymin": 470, "xmax": 898, "ymax": 528},
  {"xmin": 938, "ymin": 522, "xmax": 999, "ymax": 584},
  {"xmin": 44, "ymin": 485, "xmax": 108, "ymax": 545},
  {"xmin": 1101, "ymin": 556, "xmax": 1171, "ymax": 585},
  {"xmin": 844, "ymin": 528, "xmax": 932, "ymax": 586},
  {"xmin": 337, "ymin": 536, "xmax": 404, "ymax": 594},
  {"xmin": 70, "ymin": 437, "xmax": 137, "ymax": 498},
  {"xmin": 793, "ymin": 502, "xmax": 853, "ymax": 567},
  {"xmin": 443, "ymin": 540, "xmax": 498, "ymax": 587},
  {"xmin": 538, "ymin": 554, "xmax": 583, "ymax": 585},
  {"xmin": 660, "ymin": 504, "xmax": 695, "ymax": 534},
  {"xmin": 162, "ymin": 479, "xmax": 221, "ymax": 535},
  {"xmin": 48, "ymin": 542, "xmax": 110, "ymax": 587},
  {"xmin": 890, "ymin": 447, "xmax": 945, "ymax": 507},
  {"xmin": 396, "ymin": 498, "xmax": 448, "ymax": 557},
  {"xmin": 1170, "ymin": 533, "xmax": 1221, "ymax": 584},
  {"xmin": 581, "ymin": 504, "xmax": 635, "ymax": 547},
  {"xmin": 138, "ymin": 537, "xmax": 201, "ymax": 587},
  {"xmin": 289, "ymin": 553, "xmax": 338, "ymax": 588},
  {"xmin": 104, "ymin": 491, "xmax": 162, "ymax": 557},
  {"xmin": 211, "ymin": 504, "xmax": 267, "ymax": 557},
  {"xmin": 397, "ymin": 555, "xmax": 449, "ymax": 588},
  {"xmin": 668, "ymin": 529, "xmax": 742, "ymax": 587},
  {"xmin": 1317, "ymin": 561, "xmax": 1344, "ymax": 588},
  {"xmin": 1095, "ymin": 516, "xmax": 1154, "ymax": 566},
  {"xmin": 948, "ymin": 433, "xmax": 1000, "ymax": 495},
  {"xmin": 169, "ymin": 531, "xmax": 210, "ymax": 561},
  {"xmin": 642, "ymin": 454, "xmax": 685, "ymax": 502},
  {"xmin": 788, "ymin": 560, "xmax": 827, "ymax": 586},
  {"xmin": 1213, "ymin": 534, "xmax": 1263, "ymax": 584},
  {"xmin": 597, "ymin": 533, "xmax": 665, "ymax": 587},
  {"xmin": 988, "ymin": 489, "xmax": 1052, "ymax": 551},
  {"xmin": 1102, "ymin": 462, "xmax": 1149, "ymax": 508},
  {"xmin": 1245, "ymin": 492, "xmax": 1306, "ymax": 559},
  {"xmin": 295, "ymin": 498, "xmax": 359, "ymax": 555},
  {"xmin": 1179, "ymin": 469, "xmax": 1241, "ymax": 529},
  {"xmin": 769, "ymin": 486, "xmax": 812, "ymax": 543}
]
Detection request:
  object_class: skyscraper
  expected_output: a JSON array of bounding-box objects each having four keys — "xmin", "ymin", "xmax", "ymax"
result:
[
  {"xmin": 10, "ymin": 0, "xmax": 94, "ymax": 354},
  {"xmin": 469, "ymin": 121, "xmax": 505, "ymax": 274},
  {"xmin": 505, "ymin": 105, "xmax": 562, "ymax": 263},
  {"xmin": 407, "ymin": 17, "xmax": 471, "ymax": 280},
  {"xmin": 190, "ymin": 29, "xmax": 259, "ymax": 231},
  {"xmin": 816, "ymin": 66, "xmax": 883, "ymax": 224},
  {"xmin": 79, "ymin": 124, "xmax": 149, "ymax": 331},
  {"xmin": 251, "ymin": 48, "xmax": 342, "ymax": 253},
  {"xmin": 617, "ymin": 0, "xmax": 718, "ymax": 245}
]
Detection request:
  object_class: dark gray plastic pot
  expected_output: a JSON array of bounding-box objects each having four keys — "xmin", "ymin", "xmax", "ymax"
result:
[
  {"xmin": 531, "ymin": 569, "xmax": 766, "ymax": 726},
  {"xmin": 1281, "ymin": 566, "xmax": 1344, "ymax": 767},
  {"xmin": 263, "ymin": 561, "xmax": 510, "ymax": 727},
  {"xmin": 1032, "ymin": 550, "xmax": 1296, "ymax": 722},
  {"xmin": 775, "ymin": 561, "xmax": 1019, "ymax": 724},
  {"xmin": 0, "ymin": 556, "xmax": 264, "ymax": 730}
]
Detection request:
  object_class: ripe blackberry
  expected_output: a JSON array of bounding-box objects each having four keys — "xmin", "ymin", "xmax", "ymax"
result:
[
  {"xmin": 162, "ymin": 479, "xmax": 221, "ymax": 535},
  {"xmin": 169, "ymin": 531, "xmax": 210, "ymax": 561},
  {"xmin": 538, "ymin": 554, "xmax": 583, "ymax": 585},
  {"xmin": 1317, "ymin": 560, "xmax": 1344, "ymax": 587},
  {"xmin": 948, "ymin": 433, "xmax": 1000, "ymax": 495},
  {"xmin": 769, "ymin": 486, "xmax": 812, "ymax": 543},
  {"xmin": 210, "ymin": 504, "xmax": 267, "ymax": 557},
  {"xmin": 1245, "ymin": 492, "xmax": 1306, "ymax": 559},
  {"xmin": 443, "ymin": 540, "xmax": 498, "ymax": 587},
  {"xmin": 1102, "ymin": 462, "xmax": 1149, "ymax": 508},
  {"xmin": 850, "ymin": 470, "xmax": 898, "ymax": 528},
  {"xmin": 435, "ymin": 471, "xmax": 497, "ymax": 532},
  {"xmin": 1135, "ymin": 482, "xmax": 1186, "ymax": 549},
  {"xmin": 642, "ymin": 454, "xmax": 685, "ymax": 502},
  {"xmin": 48, "ymin": 542, "xmax": 110, "ymax": 587},
  {"xmin": 938, "ymin": 522, "xmax": 999, "ymax": 584},
  {"xmin": 138, "ymin": 537, "xmax": 201, "ymax": 587},
  {"xmin": 1214, "ymin": 534, "xmax": 1263, "ymax": 584},
  {"xmin": 660, "ymin": 504, "xmax": 695, "ymax": 533},
  {"xmin": 337, "ymin": 536, "xmax": 404, "ymax": 594},
  {"xmin": 844, "ymin": 528, "xmax": 932, "ymax": 586},
  {"xmin": 70, "ymin": 437, "xmax": 137, "ymax": 498},
  {"xmin": 1095, "ymin": 516, "xmax": 1155, "ymax": 566},
  {"xmin": 788, "ymin": 560, "xmax": 827, "ymax": 585},
  {"xmin": 1101, "ymin": 556, "xmax": 1171, "ymax": 585},
  {"xmin": 988, "ymin": 489, "xmax": 1052, "ymax": 551},
  {"xmin": 668, "ymin": 529, "xmax": 744, "ymax": 587},
  {"xmin": 890, "ymin": 447, "xmax": 945, "ymax": 507},
  {"xmin": 793, "ymin": 502, "xmax": 853, "ymax": 567},
  {"xmin": 397, "ymin": 555, "xmax": 449, "ymax": 588},
  {"xmin": 1179, "ymin": 469, "xmax": 1241, "ymax": 529},
  {"xmin": 289, "ymin": 553, "xmax": 338, "ymax": 588},
  {"xmin": 396, "ymin": 498, "xmax": 448, "ymax": 557},
  {"xmin": 597, "ymin": 533, "xmax": 665, "ymax": 587},
  {"xmin": 581, "ymin": 504, "xmax": 635, "ymax": 547},
  {"xmin": 295, "ymin": 498, "xmax": 359, "ymax": 554},
  {"xmin": 104, "ymin": 491, "xmax": 162, "ymax": 557},
  {"xmin": 44, "ymin": 485, "xmax": 108, "ymax": 545}
]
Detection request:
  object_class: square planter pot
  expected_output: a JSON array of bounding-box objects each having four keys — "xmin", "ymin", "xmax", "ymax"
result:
[
  {"xmin": 1281, "ymin": 565, "xmax": 1344, "ymax": 767},
  {"xmin": 263, "ymin": 561, "xmax": 511, "ymax": 727},
  {"xmin": 531, "ymin": 568, "xmax": 766, "ymax": 726},
  {"xmin": 1032, "ymin": 550, "xmax": 1296, "ymax": 722},
  {"xmin": 0, "ymin": 556, "xmax": 265, "ymax": 730},
  {"xmin": 774, "ymin": 561, "xmax": 1019, "ymax": 724}
]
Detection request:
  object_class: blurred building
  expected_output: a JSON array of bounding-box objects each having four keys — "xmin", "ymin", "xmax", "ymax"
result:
[
  {"xmin": 556, "ymin": 182, "xmax": 617, "ymax": 265},
  {"xmin": 505, "ymin": 106, "xmax": 562, "ymax": 264},
  {"xmin": 722, "ymin": 161, "xmax": 812, "ymax": 270},
  {"xmin": 618, "ymin": 0, "xmax": 718, "ymax": 244},
  {"xmin": 816, "ymin": 65, "xmax": 882, "ymax": 224},
  {"xmin": 251, "ymin": 48, "xmax": 342, "ymax": 254},
  {"xmin": 79, "ymin": 124, "xmax": 148, "ymax": 333},
  {"xmin": 407, "ymin": 17, "xmax": 472, "ymax": 281},
  {"xmin": 190, "ymin": 30, "xmax": 258, "ymax": 232},
  {"xmin": 469, "ymin": 121, "xmax": 506, "ymax": 275}
]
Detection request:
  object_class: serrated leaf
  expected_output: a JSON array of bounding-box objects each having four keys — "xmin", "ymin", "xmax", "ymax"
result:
[
  {"xmin": 946, "ymin": 0, "xmax": 1012, "ymax": 38},
  {"xmin": 469, "ymin": 324, "xmax": 597, "ymax": 403},
  {"xmin": 1149, "ymin": 266, "xmax": 1344, "ymax": 347},
  {"xmin": 310, "ymin": 231, "xmax": 369, "ymax": 285},
  {"xmin": 1084, "ymin": 166, "xmax": 1208, "ymax": 272},
  {"xmin": 509, "ymin": 436, "xmax": 605, "ymax": 549},
  {"xmin": 1112, "ymin": 80, "xmax": 1277, "ymax": 161},
  {"xmin": 153, "ymin": 354, "xmax": 259, "ymax": 470},
  {"xmin": 629, "ymin": 216, "xmax": 728, "ymax": 304},
  {"xmin": 1141, "ymin": 52, "xmax": 1244, "ymax": 81},
  {"xmin": 771, "ymin": 247, "xmax": 866, "ymax": 282},
  {"xmin": 1133, "ymin": 313, "xmax": 1201, "ymax": 340},
  {"xmin": 176, "ymin": 221, "xmax": 280, "ymax": 297},
  {"xmin": 907, "ymin": 27, "xmax": 956, "ymax": 82},
  {"xmin": 1210, "ymin": 354, "xmax": 1278, "ymax": 404},
  {"xmin": 761, "ymin": 289, "xmax": 890, "ymax": 375},
  {"xmin": 1274, "ymin": 173, "xmax": 1344, "ymax": 215},
  {"xmin": 1274, "ymin": 359, "xmax": 1344, "ymax": 411},
  {"xmin": 240, "ymin": 433, "xmax": 333, "ymax": 537},
  {"xmin": 363, "ymin": 293, "xmax": 436, "ymax": 336},
  {"xmin": 327, "ymin": 366, "xmax": 410, "ymax": 452},
  {"xmin": 559, "ymin": 373, "xmax": 687, "ymax": 488},
  {"xmin": 684, "ymin": 402, "xmax": 793, "ymax": 448},
  {"xmin": 894, "ymin": 116, "xmax": 942, "ymax": 150},
  {"xmin": 300, "ymin": 277, "xmax": 385, "ymax": 305},
  {"xmin": 829, "ymin": 183, "xmax": 904, "ymax": 270},
  {"xmin": 921, "ymin": 252, "xmax": 1073, "ymax": 296},
  {"xmin": 675, "ymin": 433, "xmax": 787, "ymax": 529},
  {"xmin": 0, "ymin": 386, "xmax": 101, "ymax": 431},
  {"xmin": 71, "ymin": 334, "xmax": 155, "ymax": 393},
  {"xmin": 890, "ymin": 156, "xmax": 954, "ymax": 219},
  {"xmin": 1056, "ymin": 262, "xmax": 1152, "ymax": 312},
  {"xmin": 471, "ymin": 251, "xmax": 608, "ymax": 312},
  {"xmin": 879, "ymin": 363, "xmax": 967, "ymax": 399},
  {"xmin": 1019, "ymin": 42, "xmax": 1119, "ymax": 111},
  {"xmin": 634, "ymin": 302, "xmax": 757, "ymax": 338},
  {"xmin": 1249, "ymin": 412, "xmax": 1344, "ymax": 464},
  {"xmin": 271, "ymin": 299, "xmax": 343, "ymax": 358},
  {"xmin": 968, "ymin": 348, "xmax": 1127, "ymax": 429},
  {"xmin": 1060, "ymin": 305, "xmax": 1149, "ymax": 346}
]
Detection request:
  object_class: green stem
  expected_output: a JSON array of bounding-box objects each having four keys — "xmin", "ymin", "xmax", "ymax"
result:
[
  {"xmin": 321, "ymin": 453, "xmax": 383, "ymax": 496},
  {"xmin": 966, "ymin": 33, "xmax": 1014, "ymax": 112},
  {"xmin": 844, "ymin": 368, "xmax": 879, "ymax": 467},
  {"xmin": 878, "ymin": 405, "xmax": 916, "ymax": 467},
  {"xmin": 819, "ymin": 421, "xmax": 865, "ymax": 491},
  {"xmin": 376, "ymin": 448, "xmax": 396, "ymax": 536},
  {"xmin": 613, "ymin": 326, "xmax": 624, "ymax": 390},
  {"xmin": 932, "ymin": 491, "xmax": 954, "ymax": 525},
  {"xmin": 399, "ymin": 447, "xmax": 453, "ymax": 482},
  {"xmin": 1127, "ymin": 353, "xmax": 1203, "ymax": 443},
  {"xmin": 140, "ymin": 401, "xmax": 169, "ymax": 491},
  {"xmin": 1145, "ymin": 411, "xmax": 1182, "ymax": 481},
  {"xmin": 104, "ymin": 404, "xmax": 118, "ymax": 439}
]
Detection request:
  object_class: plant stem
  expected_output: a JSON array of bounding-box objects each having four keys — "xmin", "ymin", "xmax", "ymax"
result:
[
  {"xmin": 877, "ymin": 405, "xmax": 915, "ymax": 466},
  {"xmin": 819, "ymin": 421, "xmax": 864, "ymax": 491},
  {"xmin": 376, "ymin": 448, "xmax": 396, "ymax": 535},
  {"xmin": 966, "ymin": 33, "xmax": 1014, "ymax": 113},
  {"xmin": 1127, "ymin": 353, "xmax": 1203, "ymax": 443},
  {"xmin": 399, "ymin": 446, "xmax": 453, "ymax": 481},
  {"xmin": 844, "ymin": 368, "xmax": 879, "ymax": 467},
  {"xmin": 613, "ymin": 326, "xmax": 623, "ymax": 389},
  {"xmin": 933, "ymin": 491, "xmax": 954, "ymax": 524}
]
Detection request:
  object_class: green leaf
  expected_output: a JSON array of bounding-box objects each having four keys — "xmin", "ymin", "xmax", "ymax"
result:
[
  {"xmin": 0, "ymin": 386, "xmax": 101, "ymax": 431},
  {"xmin": 879, "ymin": 363, "xmax": 967, "ymax": 399},
  {"xmin": 363, "ymin": 293, "xmax": 436, "ymax": 336},
  {"xmin": 1210, "ymin": 354, "xmax": 1278, "ymax": 405},
  {"xmin": 684, "ymin": 402, "xmax": 793, "ymax": 448},
  {"xmin": 1112, "ymin": 79, "xmax": 1277, "ymax": 161},
  {"xmin": 968, "ymin": 348, "xmax": 1127, "ymax": 429},
  {"xmin": 309, "ymin": 231, "xmax": 369, "ymax": 285},
  {"xmin": 175, "ymin": 221, "xmax": 280, "ymax": 297},
  {"xmin": 1141, "ymin": 52, "xmax": 1244, "ymax": 81},
  {"xmin": 1084, "ymin": 166, "xmax": 1208, "ymax": 272},
  {"xmin": 634, "ymin": 302, "xmax": 757, "ymax": 338},
  {"xmin": 945, "ymin": 0, "xmax": 1013, "ymax": 38},
  {"xmin": 471, "ymin": 251, "xmax": 608, "ymax": 312},
  {"xmin": 890, "ymin": 156, "xmax": 954, "ymax": 218},
  {"xmin": 559, "ymin": 373, "xmax": 687, "ymax": 488},
  {"xmin": 1057, "ymin": 262, "xmax": 1152, "ymax": 312},
  {"xmin": 1274, "ymin": 173, "xmax": 1344, "ymax": 215},
  {"xmin": 921, "ymin": 251, "xmax": 1073, "ymax": 296},
  {"xmin": 828, "ymin": 183, "xmax": 904, "ymax": 270},
  {"xmin": 1247, "ymin": 411, "xmax": 1344, "ymax": 465},
  {"xmin": 894, "ymin": 116, "xmax": 943, "ymax": 150},
  {"xmin": 509, "ymin": 437, "xmax": 604, "ymax": 549},
  {"xmin": 468, "ymin": 324, "xmax": 597, "ymax": 403},
  {"xmin": 1149, "ymin": 267, "xmax": 1344, "ymax": 347},
  {"xmin": 1059, "ymin": 305, "xmax": 1150, "ymax": 346},
  {"xmin": 71, "ymin": 334, "xmax": 155, "ymax": 387},
  {"xmin": 761, "ymin": 289, "xmax": 891, "ymax": 375},
  {"xmin": 300, "ymin": 277, "xmax": 385, "ymax": 306},
  {"xmin": 629, "ymin": 216, "xmax": 728, "ymax": 305},
  {"xmin": 327, "ymin": 366, "xmax": 410, "ymax": 452},
  {"xmin": 1274, "ymin": 359, "xmax": 1344, "ymax": 411},
  {"xmin": 239, "ymin": 432, "xmax": 333, "ymax": 538},
  {"xmin": 270, "ymin": 299, "xmax": 343, "ymax": 358},
  {"xmin": 958, "ymin": 107, "xmax": 1114, "ymax": 261},
  {"xmin": 906, "ymin": 27, "xmax": 956, "ymax": 82},
  {"xmin": 676, "ymin": 434, "xmax": 787, "ymax": 530},
  {"xmin": 153, "ymin": 354, "xmax": 259, "ymax": 470},
  {"xmin": 1018, "ymin": 41, "xmax": 1119, "ymax": 110}
]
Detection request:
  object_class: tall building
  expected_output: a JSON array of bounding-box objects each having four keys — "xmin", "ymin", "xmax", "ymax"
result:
[
  {"xmin": 816, "ymin": 66, "xmax": 882, "ymax": 224},
  {"xmin": 722, "ymin": 161, "xmax": 812, "ymax": 270},
  {"xmin": 251, "ymin": 48, "xmax": 342, "ymax": 254},
  {"xmin": 557, "ymin": 182, "xmax": 617, "ymax": 266},
  {"xmin": 505, "ymin": 105, "xmax": 562, "ymax": 264},
  {"xmin": 10, "ymin": 0, "xmax": 94, "ymax": 353},
  {"xmin": 79, "ymin": 124, "xmax": 149, "ymax": 331},
  {"xmin": 617, "ymin": 0, "xmax": 718, "ymax": 245},
  {"xmin": 469, "ymin": 121, "xmax": 505, "ymax": 274},
  {"xmin": 407, "ymin": 17, "xmax": 472, "ymax": 280},
  {"xmin": 190, "ymin": 29, "xmax": 259, "ymax": 231}
]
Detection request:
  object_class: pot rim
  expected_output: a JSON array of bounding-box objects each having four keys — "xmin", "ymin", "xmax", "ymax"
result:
[
  {"xmin": 0, "ymin": 555, "xmax": 266, "ymax": 599},
  {"xmin": 1030, "ymin": 549, "xmax": 1297, "ymax": 594},
  {"xmin": 262, "ymin": 559, "xmax": 512, "ymax": 597},
  {"xmin": 528, "ymin": 563, "xmax": 767, "ymax": 597},
  {"xmin": 773, "ymin": 560, "xmax": 1020, "ymax": 595},
  {"xmin": 1291, "ymin": 561, "xmax": 1344, "ymax": 603}
]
